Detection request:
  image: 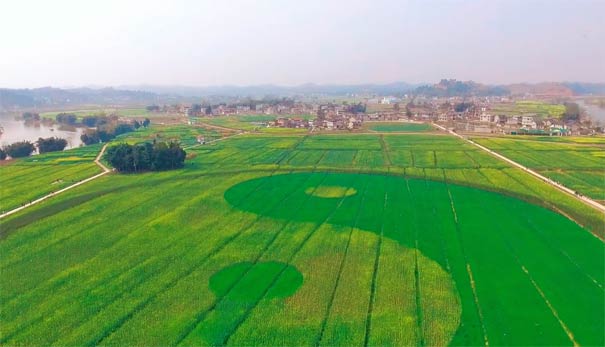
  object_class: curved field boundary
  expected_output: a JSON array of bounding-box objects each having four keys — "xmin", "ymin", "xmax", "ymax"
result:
[
  {"xmin": 89, "ymin": 170, "xmax": 292, "ymax": 346},
  {"xmin": 172, "ymin": 173, "xmax": 323, "ymax": 345},
  {"xmin": 432, "ymin": 123, "xmax": 605, "ymax": 214},
  {"xmin": 178, "ymin": 174, "xmax": 358, "ymax": 346},
  {"xmin": 224, "ymin": 175, "xmax": 367, "ymax": 346}
]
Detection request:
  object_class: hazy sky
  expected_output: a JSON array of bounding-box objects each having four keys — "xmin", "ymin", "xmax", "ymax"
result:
[{"xmin": 1, "ymin": 0, "xmax": 603, "ymax": 88}]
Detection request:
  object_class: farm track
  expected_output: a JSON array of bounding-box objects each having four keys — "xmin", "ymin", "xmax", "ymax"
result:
[
  {"xmin": 405, "ymin": 179, "xmax": 426, "ymax": 346},
  {"xmin": 521, "ymin": 214, "xmax": 603, "ymax": 289},
  {"xmin": 0, "ymin": 131, "xmax": 247, "ymax": 221},
  {"xmin": 469, "ymin": 134, "xmax": 605, "ymax": 147},
  {"xmin": 430, "ymin": 172, "xmax": 453, "ymax": 273},
  {"xmin": 0, "ymin": 144, "xmax": 110, "ymax": 220},
  {"xmin": 444, "ymin": 184, "xmax": 490, "ymax": 346},
  {"xmin": 519, "ymin": 264, "xmax": 579, "ymax": 347},
  {"xmin": 363, "ymin": 189, "xmax": 387, "ymax": 347},
  {"xmin": 191, "ymin": 121, "xmax": 244, "ymax": 134},
  {"xmin": 0, "ymin": 179, "xmax": 192, "ymax": 299},
  {"xmin": 486, "ymin": 202, "xmax": 580, "ymax": 346},
  {"xmin": 433, "ymin": 123, "xmax": 605, "ymax": 214},
  {"xmin": 3, "ymin": 129, "xmax": 604, "ymax": 345},
  {"xmin": 0, "ymin": 168, "xmax": 195, "ymax": 256},
  {"xmin": 315, "ymin": 177, "xmax": 370, "ymax": 345}
]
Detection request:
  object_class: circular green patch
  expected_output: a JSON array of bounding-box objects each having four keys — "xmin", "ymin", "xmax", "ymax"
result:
[
  {"xmin": 209, "ymin": 261, "xmax": 303, "ymax": 300},
  {"xmin": 305, "ymin": 186, "xmax": 357, "ymax": 198}
]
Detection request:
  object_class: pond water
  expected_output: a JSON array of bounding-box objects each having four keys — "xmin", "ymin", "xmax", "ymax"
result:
[{"xmin": 0, "ymin": 118, "xmax": 84, "ymax": 148}]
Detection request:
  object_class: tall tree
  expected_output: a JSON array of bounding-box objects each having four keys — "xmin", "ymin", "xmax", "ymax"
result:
[
  {"xmin": 56, "ymin": 113, "xmax": 78, "ymax": 125},
  {"xmin": 37, "ymin": 137, "xmax": 68, "ymax": 153},
  {"xmin": 4, "ymin": 141, "xmax": 35, "ymax": 158},
  {"xmin": 562, "ymin": 102, "xmax": 581, "ymax": 121}
]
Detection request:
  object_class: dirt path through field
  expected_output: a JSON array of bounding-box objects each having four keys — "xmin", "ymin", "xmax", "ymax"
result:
[
  {"xmin": 0, "ymin": 144, "xmax": 111, "ymax": 220},
  {"xmin": 0, "ymin": 131, "xmax": 248, "ymax": 220}
]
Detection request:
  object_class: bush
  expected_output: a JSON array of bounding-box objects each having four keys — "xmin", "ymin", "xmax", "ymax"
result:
[
  {"xmin": 56, "ymin": 113, "xmax": 78, "ymax": 125},
  {"xmin": 81, "ymin": 115, "xmax": 109, "ymax": 127},
  {"xmin": 4, "ymin": 141, "xmax": 35, "ymax": 158},
  {"xmin": 37, "ymin": 137, "xmax": 68, "ymax": 153},
  {"xmin": 0, "ymin": 148, "xmax": 6, "ymax": 160},
  {"xmin": 22, "ymin": 112, "xmax": 40, "ymax": 121},
  {"xmin": 80, "ymin": 121, "xmax": 136, "ymax": 145},
  {"xmin": 105, "ymin": 141, "xmax": 186, "ymax": 173}
]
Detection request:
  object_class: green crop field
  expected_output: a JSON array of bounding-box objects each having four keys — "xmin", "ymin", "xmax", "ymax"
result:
[
  {"xmin": 200, "ymin": 114, "xmax": 314, "ymax": 133},
  {"xmin": 40, "ymin": 108, "xmax": 155, "ymax": 119},
  {"xmin": 1, "ymin": 128, "xmax": 603, "ymax": 346},
  {"xmin": 113, "ymin": 124, "xmax": 226, "ymax": 147},
  {"xmin": 490, "ymin": 100, "xmax": 566, "ymax": 118},
  {"xmin": 0, "ymin": 145, "xmax": 102, "ymax": 212},
  {"xmin": 365, "ymin": 122, "xmax": 434, "ymax": 132},
  {"xmin": 473, "ymin": 136, "xmax": 605, "ymax": 201}
]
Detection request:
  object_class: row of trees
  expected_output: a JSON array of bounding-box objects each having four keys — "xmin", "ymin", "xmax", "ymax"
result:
[
  {"xmin": 80, "ymin": 119, "xmax": 150, "ymax": 145},
  {"xmin": 105, "ymin": 141, "xmax": 186, "ymax": 173},
  {"xmin": 55, "ymin": 113, "xmax": 78, "ymax": 125},
  {"xmin": 22, "ymin": 112, "xmax": 41, "ymax": 121},
  {"xmin": 0, "ymin": 137, "xmax": 68, "ymax": 159},
  {"xmin": 56, "ymin": 113, "xmax": 151, "ymax": 129}
]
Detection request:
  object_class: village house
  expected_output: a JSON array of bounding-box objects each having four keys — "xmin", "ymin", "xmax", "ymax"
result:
[
  {"xmin": 236, "ymin": 106, "xmax": 250, "ymax": 114},
  {"xmin": 521, "ymin": 115, "xmax": 537, "ymax": 129},
  {"xmin": 479, "ymin": 113, "xmax": 493, "ymax": 123},
  {"xmin": 506, "ymin": 116, "xmax": 521, "ymax": 126}
]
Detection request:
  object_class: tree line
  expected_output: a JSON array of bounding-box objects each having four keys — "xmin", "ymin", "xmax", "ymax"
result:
[
  {"xmin": 56, "ymin": 113, "xmax": 150, "ymax": 129},
  {"xmin": 1, "ymin": 112, "xmax": 151, "ymax": 160},
  {"xmin": 0, "ymin": 137, "xmax": 68, "ymax": 160},
  {"xmin": 105, "ymin": 141, "xmax": 186, "ymax": 173},
  {"xmin": 80, "ymin": 118, "xmax": 150, "ymax": 145}
]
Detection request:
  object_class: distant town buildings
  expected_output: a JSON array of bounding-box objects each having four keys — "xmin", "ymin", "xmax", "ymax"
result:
[{"xmin": 145, "ymin": 93, "xmax": 599, "ymax": 135}]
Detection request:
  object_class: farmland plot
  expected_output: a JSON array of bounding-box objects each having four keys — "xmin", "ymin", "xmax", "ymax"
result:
[
  {"xmin": 1, "ymin": 130, "xmax": 603, "ymax": 346},
  {"xmin": 473, "ymin": 136, "xmax": 605, "ymax": 200}
]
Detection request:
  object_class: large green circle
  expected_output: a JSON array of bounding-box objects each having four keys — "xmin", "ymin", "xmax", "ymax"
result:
[{"xmin": 223, "ymin": 172, "xmax": 602, "ymax": 346}]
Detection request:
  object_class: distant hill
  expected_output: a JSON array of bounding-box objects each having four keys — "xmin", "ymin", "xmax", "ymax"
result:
[
  {"xmin": 562, "ymin": 82, "xmax": 605, "ymax": 95},
  {"xmin": 506, "ymin": 82, "xmax": 574, "ymax": 97},
  {"xmin": 412, "ymin": 80, "xmax": 605, "ymax": 97},
  {"xmin": 413, "ymin": 79, "xmax": 508, "ymax": 97},
  {"xmin": 118, "ymin": 82, "xmax": 420, "ymax": 98},
  {"xmin": 0, "ymin": 87, "xmax": 171, "ymax": 111},
  {"xmin": 0, "ymin": 83, "xmax": 420, "ymax": 110},
  {"xmin": 2, "ymin": 81, "xmax": 604, "ymax": 111}
]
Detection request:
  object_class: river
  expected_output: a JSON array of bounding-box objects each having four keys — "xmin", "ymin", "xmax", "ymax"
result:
[{"xmin": 0, "ymin": 118, "xmax": 84, "ymax": 148}]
